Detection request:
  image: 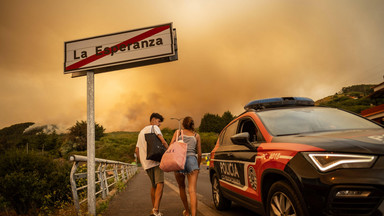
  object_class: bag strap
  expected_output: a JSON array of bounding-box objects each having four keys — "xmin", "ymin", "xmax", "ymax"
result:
[
  {"xmin": 176, "ymin": 129, "xmax": 184, "ymax": 142},
  {"xmin": 151, "ymin": 125, "xmax": 155, "ymax": 134}
]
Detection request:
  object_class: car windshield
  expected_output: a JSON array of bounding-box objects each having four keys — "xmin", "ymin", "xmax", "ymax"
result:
[{"xmin": 257, "ymin": 107, "xmax": 382, "ymax": 136}]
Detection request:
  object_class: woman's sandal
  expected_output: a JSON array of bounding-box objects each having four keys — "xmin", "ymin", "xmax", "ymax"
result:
[{"xmin": 182, "ymin": 210, "xmax": 190, "ymax": 216}]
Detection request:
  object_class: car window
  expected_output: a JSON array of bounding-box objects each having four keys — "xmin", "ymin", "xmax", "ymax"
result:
[
  {"xmin": 238, "ymin": 118, "xmax": 263, "ymax": 143},
  {"xmin": 221, "ymin": 121, "xmax": 238, "ymax": 146},
  {"xmin": 257, "ymin": 107, "xmax": 382, "ymax": 136},
  {"xmin": 218, "ymin": 129, "xmax": 226, "ymax": 146}
]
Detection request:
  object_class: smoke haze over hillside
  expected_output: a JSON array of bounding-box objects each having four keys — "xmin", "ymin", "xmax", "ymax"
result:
[{"xmin": 1, "ymin": 0, "xmax": 383, "ymax": 131}]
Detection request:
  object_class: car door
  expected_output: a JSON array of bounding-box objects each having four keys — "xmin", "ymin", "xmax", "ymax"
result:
[
  {"xmin": 213, "ymin": 116, "xmax": 265, "ymax": 208},
  {"xmin": 233, "ymin": 117, "xmax": 265, "ymax": 202},
  {"xmin": 213, "ymin": 120, "xmax": 246, "ymax": 189}
]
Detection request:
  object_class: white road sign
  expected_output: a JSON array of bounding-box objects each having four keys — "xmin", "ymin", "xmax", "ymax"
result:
[{"xmin": 64, "ymin": 23, "xmax": 176, "ymax": 75}]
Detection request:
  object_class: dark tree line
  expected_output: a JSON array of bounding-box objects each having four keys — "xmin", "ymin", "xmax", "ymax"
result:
[{"xmin": 0, "ymin": 121, "xmax": 106, "ymax": 156}]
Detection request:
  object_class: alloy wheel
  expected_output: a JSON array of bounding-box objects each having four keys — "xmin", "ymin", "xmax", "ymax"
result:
[
  {"xmin": 212, "ymin": 177, "xmax": 220, "ymax": 205},
  {"xmin": 270, "ymin": 192, "xmax": 297, "ymax": 216}
]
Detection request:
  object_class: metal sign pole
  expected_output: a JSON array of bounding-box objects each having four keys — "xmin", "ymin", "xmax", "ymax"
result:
[
  {"xmin": 64, "ymin": 24, "xmax": 178, "ymax": 215},
  {"xmin": 87, "ymin": 71, "xmax": 96, "ymax": 215},
  {"xmin": 171, "ymin": 117, "xmax": 182, "ymax": 131}
]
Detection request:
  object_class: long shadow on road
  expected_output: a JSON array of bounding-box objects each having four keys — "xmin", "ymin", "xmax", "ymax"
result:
[
  {"xmin": 103, "ymin": 167, "xmax": 184, "ymax": 216},
  {"xmin": 168, "ymin": 166, "xmax": 259, "ymax": 216},
  {"xmin": 103, "ymin": 167, "xmax": 260, "ymax": 216}
]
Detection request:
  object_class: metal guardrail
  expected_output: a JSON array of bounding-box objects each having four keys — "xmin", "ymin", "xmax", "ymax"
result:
[
  {"xmin": 69, "ymin": 155, "xmax": 138, "ymax": 214},
  {"xmin": 202, "ymin": 152, "xmax": 210, "ymax": 158}
]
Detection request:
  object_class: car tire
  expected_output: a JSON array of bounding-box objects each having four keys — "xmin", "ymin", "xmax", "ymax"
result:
[
  {"xmin": 266, "ymin": 180, "xmax": 306, "ymax": 216},
  {"xmin": 211, "ymin": 173, "xmax": 231, "ymax": 210}
]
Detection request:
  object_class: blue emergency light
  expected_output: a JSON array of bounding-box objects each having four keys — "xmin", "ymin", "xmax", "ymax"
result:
[{"xmin": 244, "ymin": 97, "xmax": 315, "ymax": 110}]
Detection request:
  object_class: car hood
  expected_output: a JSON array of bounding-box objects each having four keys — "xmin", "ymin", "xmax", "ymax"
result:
[{"xmin": 271, "ymin": 129, "xmax": 384, "ymax": 155}]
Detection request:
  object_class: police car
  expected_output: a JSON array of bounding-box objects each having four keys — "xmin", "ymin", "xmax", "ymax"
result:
[{"xmin": 209, "ymin": 97, "xmax": 384, "ymax": 216}]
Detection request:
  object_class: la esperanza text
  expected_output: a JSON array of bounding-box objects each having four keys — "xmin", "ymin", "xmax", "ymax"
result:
[{"xmin": 73, "ymin": 37, "xmax": 164, "ymax": 59}]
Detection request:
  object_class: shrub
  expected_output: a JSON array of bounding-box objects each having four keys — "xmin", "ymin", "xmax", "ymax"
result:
[
  {"xmin": 0, "ymin": 150, "xmax": 72, "ymax": 215},
  {"xmin": 95, "ymin": 132, "xmax": 138, "ymax": 162},
  {"xmin": 200, "ymin": 132, "xmax": 218, "ymax": 153}
]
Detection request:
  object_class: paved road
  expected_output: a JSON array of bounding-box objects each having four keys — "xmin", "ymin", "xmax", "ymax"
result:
[{"xmin": 103, "ymin": 166, "xmax": 260, "ymax": 216}]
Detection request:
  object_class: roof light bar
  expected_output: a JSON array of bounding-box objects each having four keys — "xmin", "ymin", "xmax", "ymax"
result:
[{"xmin": 244, "ymin": 97, "xmax": 314, "ymax": 110}]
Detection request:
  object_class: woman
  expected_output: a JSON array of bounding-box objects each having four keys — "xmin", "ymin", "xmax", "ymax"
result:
[{"xmin": 170, "ymin": 116, "xmax": 202, "ymax": 216}]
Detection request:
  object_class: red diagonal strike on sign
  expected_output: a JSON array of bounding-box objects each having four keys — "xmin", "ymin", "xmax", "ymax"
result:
[{"xmin": 65, "ymin": 25, "xmax": 171, "ymax": 71}]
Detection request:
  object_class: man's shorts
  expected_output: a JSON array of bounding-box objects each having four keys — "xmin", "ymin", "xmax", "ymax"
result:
[{"xmin": 146, "ymin": 165, "xmax": 164, "ymax": 188}]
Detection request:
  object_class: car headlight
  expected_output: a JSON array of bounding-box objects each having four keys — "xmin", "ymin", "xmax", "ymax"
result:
[{"xmin": 303, "ymin": 152, "xmax": 377, "ymax": 172}]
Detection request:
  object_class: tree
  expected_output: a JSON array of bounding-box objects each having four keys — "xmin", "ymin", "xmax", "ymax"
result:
[
  {"xmin": 199, "ymin": 113, "xmax": 222, "ymax": 133},
  {"xmin": 221, "ymin": 111, "xmax": 235, "ymax": 129},
  {"xmin": 199, "ymin": 111, "xmax": 235, "ymax": 133},
  {"xmin": 67, "ymin": 121, "xmax": 106, "ymax": 151}
]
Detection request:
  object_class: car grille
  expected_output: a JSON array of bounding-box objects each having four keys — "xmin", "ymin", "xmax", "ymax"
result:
[{"xmin": 327, "ymin": 186, "xmax": 384, "ymax": 216}]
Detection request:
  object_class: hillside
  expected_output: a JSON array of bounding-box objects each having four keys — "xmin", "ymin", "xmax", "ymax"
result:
[{"xmin": 315, "ymin": 84, "xmax": 383, "ymax": 114}]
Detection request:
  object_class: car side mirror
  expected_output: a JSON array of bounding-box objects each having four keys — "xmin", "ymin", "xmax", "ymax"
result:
[{"xmin": 231, "ymin": 133, "xmax": 256, "ymax": 150}]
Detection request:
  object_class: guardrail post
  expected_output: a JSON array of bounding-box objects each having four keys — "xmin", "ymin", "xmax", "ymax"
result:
[
  {"xmin": 70, "ymin": 161, "xmax": 80, "ymax": 213},
  {"xmin": 113, "ymin": 164, "xmax": 119, "ymax": 183},
  {"xmin": 126, "ymin": 165, "xmax": 130, "ymax": 180},
  {"xmin": 104, "ymin": 164, "xmax": 110, "ymax": 195},
  {"xmin": 126, "ymin": 165, "xmax": 130, "ymax": 179},
  {"xmin": 128, "ymin": 165, "xmax": 134, "ymax": 178},
  {"xmin": 98, "ymin": 163, "xmax": 106, "ymax": 199},
  {"xmin": 120, "ymin": 164, "xmax": 126, "ymax": 181}
]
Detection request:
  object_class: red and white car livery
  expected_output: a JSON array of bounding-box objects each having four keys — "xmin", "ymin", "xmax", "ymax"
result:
[{"xmin": 209, "ymin": 97, "xmax": 384, "ymax": 216}]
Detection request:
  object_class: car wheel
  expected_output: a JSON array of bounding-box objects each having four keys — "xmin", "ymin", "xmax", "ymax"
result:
[
  {"xmin": 266, "ymin": 181, "xmax": 306, "ymax": 216},
  {"xmin": 211, "ymin": 173, "xmax": 231, "ymax": 210}
]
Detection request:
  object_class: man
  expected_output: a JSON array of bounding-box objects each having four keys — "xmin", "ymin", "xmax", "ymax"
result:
[{"xmin": 135, "ymin": 113, "xmax": 168, "ymax": 216}]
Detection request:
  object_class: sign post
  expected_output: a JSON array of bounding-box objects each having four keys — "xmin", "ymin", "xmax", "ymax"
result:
[
  {"xmin": 64, "ymin": 23, "xmax": 177, "ymax": 215},
  {"xmin": 86, "ymin": 71, "xmax": 96, "ymax": 214}
]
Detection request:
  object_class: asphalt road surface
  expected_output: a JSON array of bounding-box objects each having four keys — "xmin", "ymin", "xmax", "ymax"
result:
[{"xmin": 164, "ymin": 165, "xmax": 261, "ymax": 216}]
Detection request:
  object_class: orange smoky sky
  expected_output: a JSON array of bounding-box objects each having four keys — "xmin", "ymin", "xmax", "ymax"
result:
[{"xmin": 0, "ymin": 0, "xmax": 383, "ymax": 132}]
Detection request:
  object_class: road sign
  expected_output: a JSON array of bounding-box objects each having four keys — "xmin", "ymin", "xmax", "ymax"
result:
[
  {"xmin": 64, "ymin": 23, "xmax": 178, "ymax": 215},
  {"xmin": 64, "ymin": 23, "xmax": 177, "ymax": 77}
]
